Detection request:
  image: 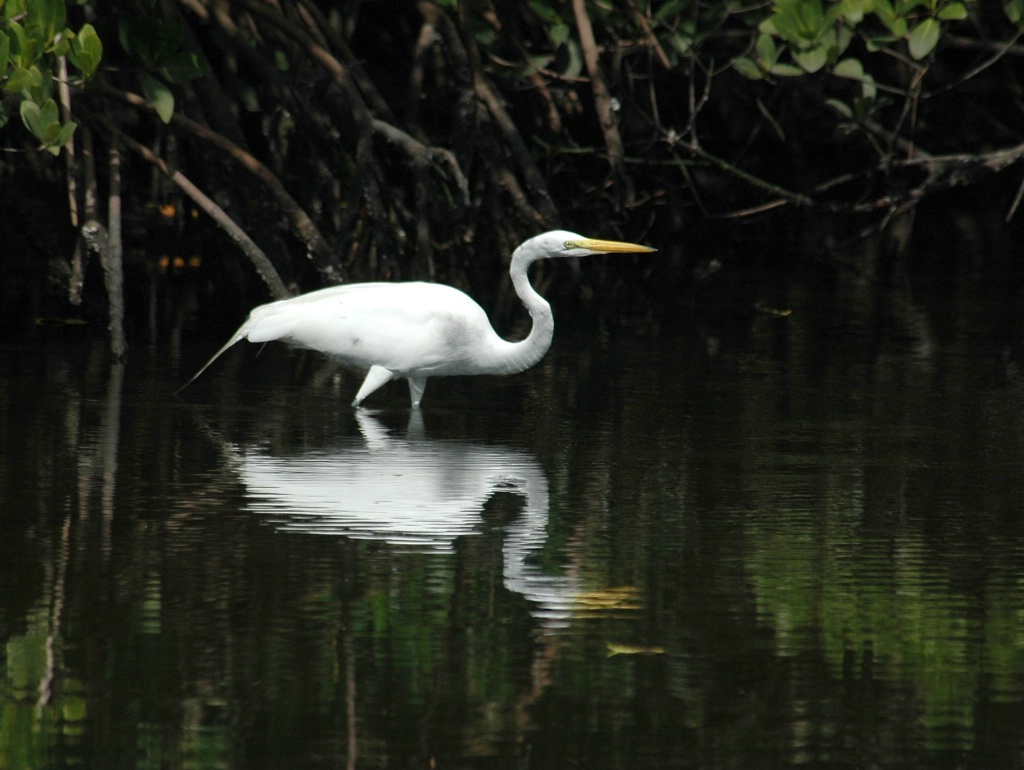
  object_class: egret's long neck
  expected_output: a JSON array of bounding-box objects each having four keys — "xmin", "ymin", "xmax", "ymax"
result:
[{"xmin": 483, "ymin": 250, "xmax": 554, "ymax": 375}]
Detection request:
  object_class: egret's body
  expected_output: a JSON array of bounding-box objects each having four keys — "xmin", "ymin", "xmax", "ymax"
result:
[{"xmin": 182, "ymin": 230, "xmax": 655, "ymax": 407}]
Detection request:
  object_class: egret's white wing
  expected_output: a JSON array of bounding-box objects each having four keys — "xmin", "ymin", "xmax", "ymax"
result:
[
  {"xmin": 180, "ymin": 281, "xmax": 494, "ymax": 390},
  {"xmin": 247, "ymin": 282, "xmax": 491, "ymax": 375}
]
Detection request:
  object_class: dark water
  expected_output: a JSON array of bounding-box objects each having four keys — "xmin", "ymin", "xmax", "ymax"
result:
[{"xmin": 2, "ymin": 270, "xmax": 1024, "ymax": 769}]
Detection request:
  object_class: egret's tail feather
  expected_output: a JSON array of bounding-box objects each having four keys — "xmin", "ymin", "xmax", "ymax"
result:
[{"xmin": 176, "ymin": 323, "xmax": 251, "ymax": 394}]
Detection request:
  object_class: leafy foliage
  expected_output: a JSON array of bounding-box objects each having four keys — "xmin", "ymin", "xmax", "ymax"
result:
[
  {"xmin": 2, "ymin": 0, "xmax": 1024, "ymax": 331},
  {"xmin": 1, "ymin": 0, "xmax": 100, "ymax": 153},
  {"xmin": 118, "ymin": 0, "xmax": 207, "ymax": 122},
  {"xmin": 732, "ymin": 0, "xmax": 981, "ymax": 132}
]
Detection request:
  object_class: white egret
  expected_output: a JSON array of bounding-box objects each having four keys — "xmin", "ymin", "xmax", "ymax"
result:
[{"xmin": 181, "ymin": 230, "xmax": 656, "ymax": 407}]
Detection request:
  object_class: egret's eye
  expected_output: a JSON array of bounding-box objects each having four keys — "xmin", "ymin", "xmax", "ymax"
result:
[{"xmin": 564, "ymin": 241, "xmax": 576, "ymax": 250}]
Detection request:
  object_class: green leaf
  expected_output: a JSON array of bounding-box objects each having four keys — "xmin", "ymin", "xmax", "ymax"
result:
[
  {"xmin": 4, "ymin": 0, "xmax": 29, "ymax": 20},
  {"xmin": 908, "ymin": 17, "xmax": 941, "ymax": 59},
  {"xmin": 25, "ymin": 0, "xmax": 66, "ymax": 50},
  {"xmin": 152, "ymin": 11, "xmax": 184, "ymax": 58},
  {"xmin": 528, "ymin": 0, "xmax": 562, "ymax": 24},
  {"xmin": 473, "ymin": 26, "xmax": 497, "ymax": 47},
  {"xmin": 7, "ymin": 19, "xmax": 45, "ymax": 68},
  {"xmin": 52, "ymin": 33, "xmax": 70, "ymax": 58},
  {"xmin": 549, "ymin": 22, "xmax": 570, "ymax": 46},
  {"xmin": 767, "ymin": 16, "xmax": 802, "ymax": 43},
  {"xmin": 69, "ymin": 23, "xmax": 103, "ymax": 79},
  {"xmin": 19, "ymin": 96, "xmax": 63, "ymax": 149},
  {"xmin": 4, "ymin": 65, "xmax": 34, "ymax": 93},
  {"xmin": 896, "ymin": 0, "xmax": 932, "ymax": 12},
  {"xmin": 872, "ymin": 0, "xmax": 909, "ymax": 35},
  {"xmin": 732, "ymin": 56, "xmax": 765, "ymax": 80},
  {"xmin": 5, "ymin": 21, "xmax": 26, "ymax": 63},
  {"xmin": 653, "ymin": 0, "xmax": 688, "ymax": 23},
  {"xmin": 834, "ymin": 0, "xmax": 874, "ymax": 24},
  {"xmin": 833, "ymin": 25, "xmax": 854, "ymax": 57},
  {"xmin": 19, "ymin": 98, "xmax": 44, "ymax": 138},
  {"xmin": 768, "ymin": 0, "xmax": 825, "ymax": 41},
  {"xmin": 759, "ymin": 17, "xmax": 780, "ymax": 36},
  {"xmin": 52, "ymin": 120, "xmax": 75, "ymax": 148},
  {"xmin": 117, "ymin": 16, "xmax": 138, "ymax": 59},
  {"xmin": 825, "ymin": 97, "xmax": 854, "ymax": 118},
  {"xmin": 19, "ymin": 34, "xmax": 42, "ymax": 68},
  {"xmin": 937, "ymin": 2, "xmax": 968, "ymax": 20},
  {"xmin": 550, "ymin": 37, "xmax": 582, "ymax": 80},
  {"xmin": 143, "ymin": 74, "xmax": 174, "ymax": 123},
  {"xmin": 158, "ymin": 51, "xmax": 208, "ymax": 83},
  {"xmin": 120, "ymin": 7, "xmax": 184, "ymax": 69},
  {"xmin": 769, "ymin": 62, "xmax": 805, "ymax": 76},
  {"xmin": 762, "ymin": 4, "xmax": 805, "ymax": 43},
  {"xmin": 888, "ymin": 16, "xmax": 909, "ymax": 36},
  {"xmin": 861, "ymin": 72, "xmax": 877, "ymax": 101},
  {"xmin": 1005, "ymin": 0, "xmax": 1024, "ymax": 23},
  {"xmin": 4, "ymin": 63, "xmax": 47, "ymax": 96},
  {"xmin": 793, "ymin": 43, "xmax": 829, "ymax": 73},
  {"xmin": 865, "ymin": 34, "xmax": 900, "ymax": 51},
  {"xmin": 756, "ymin": 33, "xmax": 777, "ymax": 68},
  {"xmin": 0, "ymin": 32, "xmax": 9, "ymax": 72},
  {"xmin": 669, "ymin": 31, "xmax": 693, "ymax": 56},
  {"xmin": 38, "ymin": 97, "xmax": 58, "ymax": 126},
  {"xmin": 833, "ymin": 57, "xmax": 864, "ymax": 79}
]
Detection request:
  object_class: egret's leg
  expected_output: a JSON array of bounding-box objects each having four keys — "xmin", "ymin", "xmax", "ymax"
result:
[
  {"xmin": 352, "ymin": 365, "xmax": 397, "ymax": 407},
  {"xmin": 407, "ymin": 377, "xmax": 427, "ymax": 408}
]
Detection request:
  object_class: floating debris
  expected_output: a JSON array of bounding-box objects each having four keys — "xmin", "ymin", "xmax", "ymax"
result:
[{"xmin": 606, "ymin": 642, "xmax": 666, "ymax": 657}]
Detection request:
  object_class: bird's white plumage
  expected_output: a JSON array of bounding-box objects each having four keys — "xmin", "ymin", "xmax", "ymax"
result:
[
  {"xmin": 181, "ymin": 230, "xmax": 656, "ymax": 407},
  {"xmin": 243, "ymin": 282, "xmax": 493, "ymax": 376}
]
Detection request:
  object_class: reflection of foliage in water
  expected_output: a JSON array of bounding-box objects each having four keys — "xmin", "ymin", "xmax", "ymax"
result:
[
  {"xmin": 2, "ymin": 604, "xmax": 87, "ymax": 769},
  {"xmin": 3, "ymin": 262, "xmax": 1024, "ymax": 770}
]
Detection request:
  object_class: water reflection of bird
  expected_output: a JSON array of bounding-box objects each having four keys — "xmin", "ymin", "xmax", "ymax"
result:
[
  {"xmin": 238, "ymin": 411, "xmax": 578, "ymax": 628},
  {"xmin": 180, "ymin": 230, "xmax": 655, "ymax": 407}
]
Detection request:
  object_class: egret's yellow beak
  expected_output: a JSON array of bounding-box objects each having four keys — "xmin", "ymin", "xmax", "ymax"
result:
[{"xmin": 577, "ymin": 237, "xmax": 657, "ymax": 254}]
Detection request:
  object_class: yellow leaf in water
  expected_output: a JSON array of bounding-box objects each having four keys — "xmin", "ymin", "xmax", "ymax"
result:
[
  {"xmin": 606, "ymin": 642, "xmax": 666, "ymax": 657},
  {"xmin": 575, "ymin": 586, "xmax": 642, "ymax": 612},
  {"xmin": 755, "ymin": 303, "xmax": 793, "ymax": 317}
]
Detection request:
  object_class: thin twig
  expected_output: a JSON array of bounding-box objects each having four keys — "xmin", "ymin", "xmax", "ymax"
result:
[
  {"xmin": 626, "ymin": 0, "xmax": 671, "ymax": 69},
  {"xmin": 929, "ymin": 30, "xmax": 1024, "ymax": 99},
  {"xmin": 1007, "ymin": 172, "xmax": 1024, "ymax": 222}
]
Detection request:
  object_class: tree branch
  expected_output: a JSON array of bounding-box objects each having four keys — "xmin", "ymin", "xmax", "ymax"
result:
[
  {"xmin": 102, "ymin": 140, "xmax": 127, "ymax": 361},
  {"xmin": 80, "ymin": 106, "xmax": 291, "ymax": 300},
  {"xmin": 572, "ymin": 0, "xmax": 632, "ymax": 207},
  {"xmin": 431, "ymin": 4, "xmax": 560, "ymax": 227},
  {"xmin": 97, "ymin": 85, "xmax": 344, "ymax": 284}
]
